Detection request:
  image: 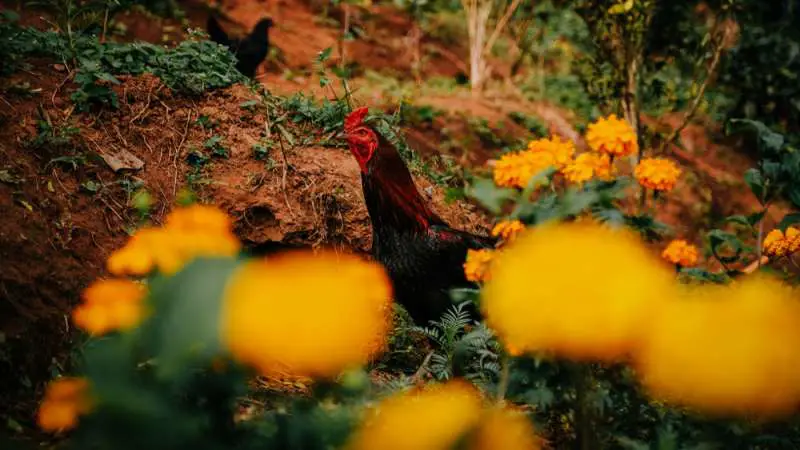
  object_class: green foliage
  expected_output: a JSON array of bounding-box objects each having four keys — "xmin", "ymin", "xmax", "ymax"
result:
[{"xmin": 0, "ymin": 19, "xmax": 244, "ymax": 110}]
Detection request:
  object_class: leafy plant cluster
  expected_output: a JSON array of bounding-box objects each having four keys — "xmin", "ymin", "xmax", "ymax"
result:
[{"xmin": 1, "ymin": 13, "xmax": 244, "ymax": 110}]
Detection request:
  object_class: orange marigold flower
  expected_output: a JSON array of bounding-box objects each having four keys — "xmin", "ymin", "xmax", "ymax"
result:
[
  {"xmin": 493, "ymin": 150, "xmax": 555, "ymax": 189},
  {"xmin": 763, "ymin": 229, "xmax": 790, "ymax": 258},
  {"xmin": 635, "ymin": 275, "xmax": 800, "ymax": 417},
  {"xmin": 634, "ymin": 158, "xmax": 681, "ymax": 191},
  {"xmin": 527, "ymin": 136, "xmax": 575, "ymax": 169},
  {"xmin": 37, "ymin": 377, "xmax": 92, "ymax": 432},
  {"xmin": 491, "ymin": 220, "xmax": 526, "ymax": 242},
  {"xmin": 562, "ymin": 153, "xmax": 613, "ymax": 184},
  {"xmin": 586, "ymin": 114, "xmax": 638, "ymax": 157},
  {"xmin": 72, "ymin": 279, "xmax": 147, "ymax": 335},
  {"xmin": 787, "ymin": 226, "xmax": 800, "ymax": 253},
  {"xmin": 661, "ymin": 239, "xmax": 699, "ymax": 267},
  {"xmin": 464, "ymin": 249, "xmax": 495, "ymax": 283},
  {"xmin": 221, "ymin": 250, "xmax": 392, "ymax": 378}
]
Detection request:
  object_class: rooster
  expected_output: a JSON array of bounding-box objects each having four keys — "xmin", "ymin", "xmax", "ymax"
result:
[
  {"xmin": 343, "ymin": 107, "xmax": 497, "ymax": 327},
  {"xmin": 206, "ymin": 15, "xmax": 273, "ymax": 79}
]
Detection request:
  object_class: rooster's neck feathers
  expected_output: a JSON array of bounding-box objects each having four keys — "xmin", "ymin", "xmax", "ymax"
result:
[{"xmin": 361, "ymin": 131, "xmax": 446, "ymax": 234}]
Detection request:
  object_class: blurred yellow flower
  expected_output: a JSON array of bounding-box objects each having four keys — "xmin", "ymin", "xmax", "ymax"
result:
[
  {"xmin": 661, "ymin": 239, "xmax": 699, "ymax": 267},
  {"xmin": 346, "ymin": 381, "xmax": 482, "ymax": 450},
  {"xmin": 635, "ymin": 275, "xmax": 800, "ymax": 417},
  {"xmin": 482, "ymin": 222, "xmax": 675, "ymax": 362},
  {"xmin": 464, "ymin": 249, "xmax": 496, "ymax": 283},
  {"xmin": 72, "ymin": 279, "xmax": 147, "ymax": 335},
  {"xmin": 491, "ymin": 220, "xmax": 526, "ymax": 242},
  {"xmin": 562, "ymin": 153, "xmax": 612, "ymax": 184},
  {"xmin": 107, "ymin": 205, "xmax": 241, "ymax": 276},
  {"xmin": 763, "ymin": 227, "xmax": 800, "ymax": 258},
  {"xmin": 469, "ymin": 407, "xmax": 543, "ymax": 450},
  {"xmin": 527, "ymin": 136, "xmax": 575, "ymax": 169},
  {"xmin": 38, "ymin": 377, "xmax": 91, "ymax": 432},
  {"xmin": 493, "ymin": 150, "xmax": 555, "ymax": 189},
  {"xmin": 164, "ymin": 203, "xmax": 233, "ymax": 233},
  {"xmin": 586, "ymin": 114, "xmax": 638, "ymax": 157},
  {"xmin": 221, "ymin": 250, "xmax": 392, "ymax": 378},
  {"xmin": 634, "ymin": 158, "xmax": 681, "ymax": 191},
  {"xmin": 347, "ymin": 381, "xmax": 542, "ymax": 450}
]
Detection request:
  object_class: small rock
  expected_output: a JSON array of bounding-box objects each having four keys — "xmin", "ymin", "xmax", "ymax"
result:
[{"xmin": 52, "ymin": 64, "xmax": 66, "ymax": 72}]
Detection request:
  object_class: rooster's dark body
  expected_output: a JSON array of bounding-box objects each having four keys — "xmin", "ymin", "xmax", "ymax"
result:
[
  {"xmin": 345, "ymin": 108, "xmax": 496, "ymax": 326},
  {"xmin": 207, "ymin": 16, "xmax": 273, "ymax": 79}
]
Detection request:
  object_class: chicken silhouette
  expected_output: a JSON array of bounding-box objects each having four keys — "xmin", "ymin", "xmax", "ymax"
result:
[
  {"xmin": 343, "ymin": 107, "xmax": 497, "ymax": 327},
  {"xmin": 206, "ymin": 15, "xmax": 273, "ymax": 79}
]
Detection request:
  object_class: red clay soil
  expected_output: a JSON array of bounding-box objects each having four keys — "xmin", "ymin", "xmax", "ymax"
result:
[{"xmin": 0, "ymin": 58, "xmax": 490, "ymax": 433}]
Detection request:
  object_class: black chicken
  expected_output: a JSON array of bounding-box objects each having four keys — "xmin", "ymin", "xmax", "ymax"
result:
[
  {"xmin": 206, "ymin": 15, "xmax": 273, "ymax": 79},
  {"xmin": 343, "ymin": 107, "xmax": 497, "ymax": 327}
]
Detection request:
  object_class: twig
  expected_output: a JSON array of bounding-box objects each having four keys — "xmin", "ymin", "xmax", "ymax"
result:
[
  {"xmin": 496, "ymin": 354, "xmax": 510, "ymax": 403},
  {"xmin": 410, "ymin": 350, "xmax": 434, "ymax": 384},
  {"xmin": 482, "ymin": 0, "xmax": 522, "ymax": 58},
  {"xmin": 100, "ymin": 7, "xmax": 109, "ymax": 43},
  {"xmin": 51, "ymin": 70, "xmax": 74, "ymax": 109},
  {"xmin": 655, "ymin": 26, "xmax": 727, "ymax": 155},
  {"xmin": 277, "ymin": 133, "xmax": 295, "ymax": 217}
]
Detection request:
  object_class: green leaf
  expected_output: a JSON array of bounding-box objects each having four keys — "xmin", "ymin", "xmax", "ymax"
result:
[
  {"xmin": 465, "ymin": 178, "xmax": 517, "ymax": 215},
  {"xmin": 778, "ymin": 212, "xmax": 800, "ymax": 231},
  {"xmin": 789, "ymin": 186, "xmax": 800, "ymax": 209},
  {"xmin": 707, "ymin": 229, "xmax": 743, "ymax": 264},
  {"xmin": 743, "ymin": 168, "xmax": 765, "ymax": 201},
  {"xmin": 147, "ymin": 257, "xmax": 242, "ymax": 378},
  {"xmin": 728, "ymin": 119, "xmax": 785, "ymax": 153},
  {"xmin": 317, "ymin": 47, "xmax": 333, "ymax": 63}
]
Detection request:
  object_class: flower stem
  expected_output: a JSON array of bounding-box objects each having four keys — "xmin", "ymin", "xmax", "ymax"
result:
[{"xmin": 573, "ymin": 363, "xmax": 594, "ymax": 450}]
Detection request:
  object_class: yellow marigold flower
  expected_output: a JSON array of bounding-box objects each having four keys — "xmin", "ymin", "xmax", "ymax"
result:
[
  {"xmin": 164, "ymin": 203, "xmax": 233, "ymax": 234},
  {"xmin": 493, "ymin": 150, "xmax": 555, "ymax": 189},
  {"xmin": 491, "ymin": 220, "xmax": 526, "ymax": 242},
  {"xmin": 586, "ymin": 114, "xmax": 638, "ymax": 157},
  {"xmin": 788, "ymin": 226, "xmax": 800, "ymax": 253},
  {"xmin": 346, "ymin": 381, "xmax": 482, "ymax": 450},
  {"xmin": 661, "ymin": 239, "xmax": 699, "ymax": 267},
  {"xmin": 763, "ymin": 229, "xmax": 790, "ymax": 258},
  {"xmin": 562, "ymin": 153, "xmax": 612, "ymax": 184},
  {"xmin": 464, "ymin": 249, "xmax": 495, "ymax": 283},
  {"xmin": 37, "ymin": 377, "xmax": 92, "ymax": 432},
  {"xmin": 634, "ymin": 158, "xmax": 682, "ymax": 191},
  {"xmin": 72, "ymin": 279, "xmax": 147, "ymax": 335},
  {"xmin": 527, "ymin": 136, "xmax": 575, "ymax": 169},
  {"xmin": 635, "ymin": 275, "xmax": 800, "ymax": 417},
  {"xmin": 482, "ymin": 222, "xmax": 675, "ymax": 362},
  {"xmin": 469, "ymin": 407, "xmax": 543, "ymax": 450},
  {"xmin": 221, "ymin": 250, "xmax": 392, "ymax": 378},
  {"xmin": 107, "ymin": 206, "xmax": 241, "ymax": 276}
]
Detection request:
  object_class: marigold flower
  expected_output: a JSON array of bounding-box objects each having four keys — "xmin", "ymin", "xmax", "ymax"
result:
[
  {"xmin": 635, "ymin": 275, "xmax": 800, "ymax": 417},
  {"xmin": 493, "ymin": 150, "xmax": 555, "ymax": 189},
  {"xmin": 527, "ymin": 136, "xmax": 575, "ymax": 169},
  {"xmin": 661, "ymin": 239, "xmax": 699, "ymax": 267},
  {"xmin": 72, "ymin": 279, "xmax": 147, "ymax": 335},
  {"xmin": 464, "ymin": 249, "xmax": 496, "ymax": 283},
  {"xmin": 634, "ymin": 158, "xmax": 681, "ymax": 191},
  {"xmin": 763, "ymin": 227, "xmax": 800, "ymax": 258},
  {"xmin": 491, "ymin": 220, "xmax": 526, "ymax": 242},
  {"xmin": 37, "ymin": 377, "xmax": 92, "ymax": 432},
  {"xmin": 482, "ymin": 222, "xmax": 675, "ymax": 362},
  {"xmin": 562, "ymin": 153, "xmax": 613, "ymax": 184},
  {"xmin": 469, "ymin": 407, "xmax": 543, "ymax": 450},
  {"xmin": 107, "ymin": 205, "xmax": 241, "ymax": 276},
  {"xmin": 221, "ymin": 250, "xmax": 392, "ymax": 378},
  {"xmin": 586, "ymin": 114, "xmax": 638, "ymax": 157},
  {"xmin": 346, "ymin": 381, "xmax": 483, "ymax": 450}
]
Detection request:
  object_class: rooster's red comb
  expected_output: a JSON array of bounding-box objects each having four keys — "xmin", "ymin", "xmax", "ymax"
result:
[{"xmin": 344, "ymin": 107, "xmax": 369, "ymax": 132}]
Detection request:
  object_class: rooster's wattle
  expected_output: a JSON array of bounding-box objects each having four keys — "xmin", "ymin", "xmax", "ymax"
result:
[{"xmin": 343, "ymin": 107, "xmax": 496, "ymax": 326}]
